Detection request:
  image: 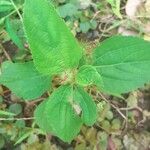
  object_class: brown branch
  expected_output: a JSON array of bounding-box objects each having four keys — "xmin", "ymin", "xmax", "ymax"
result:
[
  {"xmin": 0, "ymin": 44, "xmax": 12, "ymax": 62},
  {"xmin": 98, "ymin": 92, "xmax": 127, "ymax": 121}
]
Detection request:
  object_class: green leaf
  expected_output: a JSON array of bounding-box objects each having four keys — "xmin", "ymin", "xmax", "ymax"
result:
[
  {"xmin": 15, "ymin": 120, "xmax": 25, "ymax": 128},
  {"xmin": 73, "ymin": 86, "xmax": 97, "ymax": 126},
  {"xmin": 35, "ymin": 85, "xmax": 97, "ymax": 141},
  {"xmin": 23, "ymin": 0, "xmax": 83, "ymax": 75},
  {"xmin": 79, "ymin": 22, "xmax": 91, "ymax": 33},
  {"xmin": 0, "ymin": 61, "xmax": 51, "ymax": 100},
  {"xmin": 46, "ymin": 101, "xmax": 82, "ymax": 142},
  {"xmin": 98, "ymin": 132, "xmax": 108, "ymax": 150},
  {"xmin": 93, "ymin": 36, "xmax": 150, "ymax": 94},
  {"xmin": 76, "ymin": 65, "xmax": 103, "ymax": 87},
  {"xmin": 0, "ymin": 0, "xmax": 13, "ymax": 13},
  {"xmin": 8, "ymin": 103, "xmax": 22, "ymax": 115},
  {"xmin": 35, "ymin": 85, "xmax": 83, "ymax": 142},
  {"xmin": 90, "ymin": 20, "xmax": 97, "ymax": 30},
  {"xmin": 57, "ymin": 3, "xmax": 78, "ymax": 18},
  {"xmin": 34, "ymin": 100, "xmax": 51, "ymax": 132},
  {"xmin": 111, "ymin": 119, "xmax": 121, "ymax": 130},
  {"xmin": 5, "ymin": 17, "xmax": 25, "ymax": 50}
]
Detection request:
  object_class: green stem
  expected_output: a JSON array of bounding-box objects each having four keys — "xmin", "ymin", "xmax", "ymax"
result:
[
  {"xmin": 10, "ymin": 0, "xmax": 23, "ymax": 22},
  {"xmin": 3, "ymin": 5, "xmax": 23, "ymax": 20}
]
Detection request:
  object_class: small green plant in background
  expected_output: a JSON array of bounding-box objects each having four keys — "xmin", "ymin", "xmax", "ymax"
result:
[
  {"xmin": 56, "ymin": 0, "xmax": 98, "ymax": 34},
  {"xmin": 0, "ymin": 0, "xmax": 150, "ymax": 143}
]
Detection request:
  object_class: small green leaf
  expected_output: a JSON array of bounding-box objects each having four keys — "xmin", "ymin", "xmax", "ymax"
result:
[
  {"xmin": 90, "ymin": 20, "xmax": 97, "ymax": 29},
  {"xmin": 111, "ymin": 119, "xmax": 121, "ymax": 130},
  {"xmin": 0, "ymin": 61, "xmax": 51, "ymax": 100},
  {"xmin": 73, "ymin": 86, "xmax": 97, "ymax": 126},
  {"xmin": 8, "ymin": 103, "xmax": 22, "ymax": 115},
  {"xmin": 80, "ymin": 22, "xmax": 91, "ymax": 33},
  {"xmin": 35, "ymin": 85, "xmax": 83, "ymax": 142},
  {"xmin": 93, "ymin": 36, "xmax": 150, "ymax": 95},
  {"xmin": 98, "ymin": 132, "xmax": 108, "ymax": 150},
  {"xmin": 57, "ymin": 3, "xmax": 78, "ymax": 18},
  {"xmin": 15, "ymin": 120, "xmax": 25, "ymax": 128},
  {"xmin": 23, "ymin": 0, "xmax": 83, "ymax": 75},
  {"xmin": 106, "ymin": 111, "xmax": 113, "ymax": 120},
  {"xmin": 101, "ymin": 120, "xmax": 110, "ymax": 131},
  {"xmin": 76, "ymin": 65, "xmax": 103, "ymax": 87}
]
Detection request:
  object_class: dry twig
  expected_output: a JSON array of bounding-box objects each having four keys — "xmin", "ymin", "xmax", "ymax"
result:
[
  {"xmin": 98, "ymin": 92, "xmax": 127, "ymax": 121},
  {"xmin": 0, "ymin": 117, "xmax": 34, "ymax": 121},
  {"xmin": 0, "ymin": 44, "xmax": 12, "ymax": 62}
]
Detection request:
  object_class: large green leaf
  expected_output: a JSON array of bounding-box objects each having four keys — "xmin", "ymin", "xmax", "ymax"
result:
[
  {"xmin": 35, "ymin": 85, "xmax": 97, "ymax": 142},
  {"xmin": 23, "ymin": 0, "xmax": 83, "ymax": 75},
  {"xmin": 76, "ymin": 65, "xmax": 103, "ymax": 88},
  {"xmin": 73, "ymin": 86, "xmax": 97, "ymax": 126},
  {"xmin": 0, "ymin": 61, "xmax": 51, "ymax": 100},
  {"xmin": 34, "ymin": 85, "xmax": 83, "ymax": 142},
  {"xmin": 93, "ymin": 36, "xmax": 150, "ymax": 94}
]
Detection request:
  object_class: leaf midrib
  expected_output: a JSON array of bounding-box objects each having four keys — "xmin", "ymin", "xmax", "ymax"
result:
[
  {"xmin": 93, "ymin": 42, "xmax": 150, "ymax": 64},
  {"xmin": 95, "ymin": 60, "xmax": 150, "ymax": 68}
]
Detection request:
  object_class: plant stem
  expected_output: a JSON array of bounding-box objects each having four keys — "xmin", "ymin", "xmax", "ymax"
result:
[
  {"xmin": 98, "ymin": 92, "xmax": 127, "ymax": 121},
  {"xmin": 10, "ymin": 0, "xmax": 23, "ymax": 22},
  {"xmin": 4, "ymin": 5, "xmax": 22, "ymax": 19},
  {"xmin": 0, "ymin": 117, "xmax": 34, "ymax": 121},
  {"xmin": 0, "ymin": 44, "xmax": 12, "ymax": 61}
]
